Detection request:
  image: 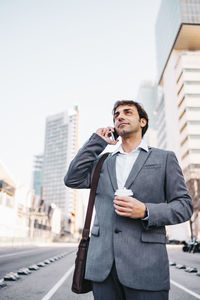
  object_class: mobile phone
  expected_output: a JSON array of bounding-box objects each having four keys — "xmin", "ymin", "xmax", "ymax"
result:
[{"xmin": 110, "ymin": 128, "xmax": 119, "ymax": 141}]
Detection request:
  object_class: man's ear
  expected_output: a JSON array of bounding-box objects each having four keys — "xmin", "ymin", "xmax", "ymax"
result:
[{"xmin": 140, "ymin": 118, "xmax": 147, "ymax": 128}]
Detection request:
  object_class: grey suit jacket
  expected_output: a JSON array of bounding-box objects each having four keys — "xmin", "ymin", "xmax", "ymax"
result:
[{"xmin": 64, "ymin": 133, "xmax": 193, "ymax": 291}]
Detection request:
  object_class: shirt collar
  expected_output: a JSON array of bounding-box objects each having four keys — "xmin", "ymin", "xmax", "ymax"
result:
[{"xmin": 112, "ymin": 139, "xmax": 149, "ymax": 156}]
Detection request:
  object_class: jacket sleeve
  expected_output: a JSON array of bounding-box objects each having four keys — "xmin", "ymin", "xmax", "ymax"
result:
[
  {"xmin": 143, "ymin": 151, "xmax": 193, "ymax": 230},
  {"xmin": 64, "ymin": 133, "xmax": 108, "ymax": 189}
]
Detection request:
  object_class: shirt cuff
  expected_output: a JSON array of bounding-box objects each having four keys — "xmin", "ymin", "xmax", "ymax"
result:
[{"xmin": 142, "ymin": 207, "xmax": 149, "ymax": 220}]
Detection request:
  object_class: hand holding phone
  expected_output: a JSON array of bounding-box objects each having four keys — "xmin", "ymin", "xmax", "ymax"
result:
[
  {"xmin": 110, "ymin": 128, "xmax": 119, "ymax": 141},
  {"xmin": 96, "ymin": 127, "xmax": 119, "ymax": 145}
]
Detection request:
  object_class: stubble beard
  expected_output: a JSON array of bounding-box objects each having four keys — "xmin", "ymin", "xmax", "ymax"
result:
[
  {"xmin": 118, "ymin": 125, "xmax": 141, "ymax": 139},
  {"xmin": 120, "ymin": 131, "xmax": 130, "ymax": 138},
  {"xmin": 118, "ymin": 128, "xmax": 132, "ymax": 138}
]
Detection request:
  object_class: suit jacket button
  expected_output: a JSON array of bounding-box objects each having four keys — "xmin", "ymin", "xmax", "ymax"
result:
[{"xmin": 115, "ymin": 229, "xmax": 121, "ymax": 233}]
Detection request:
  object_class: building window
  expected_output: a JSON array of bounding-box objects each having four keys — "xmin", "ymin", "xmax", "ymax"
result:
[
  {"xmin": 189, "ymin": 135, "xmax": 200, "ymax": 139},
  {"xmin": 184, "ymin": 81, "xmax": 200, "ymax": 85},
  {"xmin": 185, "ymin": 94, "xmax": 200, "ymax": 97},
  {"xmin": 183, "ymin": 68, "xmax": 200, "ymax": 72},
  {"xmin": 182, "ymin": 149, "xmax": 200, "ymax": 160},
  {"xmin": 190, "ymin": 149, "xmax": 200, "ymax": 154},
  {"xmin": 186, "ymin": 107, "xmax": 200, "ymax": 111},
  {"xmin": 181, "ymin": 135, "xmax": 200, "ymax": 147},
  {"xmin": 188, "ymin": 121, "xmax": 200, "ymax": 125}
]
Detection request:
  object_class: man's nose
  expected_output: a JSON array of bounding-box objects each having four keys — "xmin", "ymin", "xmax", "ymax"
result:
[{"xmin": 117, "ymin": 113, "xmax": 125, "ymax": 121}]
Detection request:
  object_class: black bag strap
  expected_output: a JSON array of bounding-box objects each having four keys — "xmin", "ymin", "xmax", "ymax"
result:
[{"xmin": 82, "ymin": 152, "xmax": 109, "ymax": 239}]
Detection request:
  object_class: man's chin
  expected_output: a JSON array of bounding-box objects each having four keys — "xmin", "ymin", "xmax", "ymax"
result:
[{"xmin": 118, "ymin": 130, "xmax": 131, "ymax": 137}]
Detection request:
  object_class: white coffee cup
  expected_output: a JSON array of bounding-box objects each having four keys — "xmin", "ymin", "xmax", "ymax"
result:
[{"xmin": 115, "ymin": 188, "xmax": 133, "ymax": 197}]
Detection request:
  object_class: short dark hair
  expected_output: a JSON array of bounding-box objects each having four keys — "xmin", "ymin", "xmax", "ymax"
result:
[{"xmin": 112, "ymin": 100, "xmax": 149, "ymax": 137}]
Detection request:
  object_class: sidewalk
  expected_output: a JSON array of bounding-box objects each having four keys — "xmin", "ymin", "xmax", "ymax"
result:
[{"xmin": 0, "ymin": 237, "xmax": 78, "ymax": 248}]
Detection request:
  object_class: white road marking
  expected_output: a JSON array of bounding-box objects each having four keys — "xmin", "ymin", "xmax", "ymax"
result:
[
  {"xmin": 41, "ymin": 265, "xmax": 74, "ymax": 300},
  {"xmin": 171, "ymin": 279, "xmax": 200, "ymax": 299},
  {"xmin": 0, "ymin": 249, "xmax": 40, "ymax": 258}
]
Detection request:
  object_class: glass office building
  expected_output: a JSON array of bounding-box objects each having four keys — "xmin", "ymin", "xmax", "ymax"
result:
[
  {"xmin": 137, "ymin": 81, "xmax": 159, "ymax": 146},
  {"xmin": 156, "ymin": 0, "xmax": 200, "ymax": 83},
  {"xmin": 32, "ymin": 154, "xmax": 43, "ymax": 196},
  {"xmin": 42, "ymin": 108, "xmax": 79, "ymax": 229}
]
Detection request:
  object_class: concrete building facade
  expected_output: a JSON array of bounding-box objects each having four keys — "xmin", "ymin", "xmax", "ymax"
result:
[
  {"xmin": 155, "ymin": 0, "xmax": 200, "ymax": 240},
  {"xmin": 0, "ymin": 161, "xmax": 34, "ymax": 243}
]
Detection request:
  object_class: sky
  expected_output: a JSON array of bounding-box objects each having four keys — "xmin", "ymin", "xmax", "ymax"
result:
[{"xmin": 0, "ymin": 0, "xmax": 161, "ymax": 188}]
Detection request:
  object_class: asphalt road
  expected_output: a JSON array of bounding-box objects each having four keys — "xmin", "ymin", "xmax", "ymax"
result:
[
  {"xmin": 0, "ymin": 245, "xmax": 75, "ymax": 279},
  {"xmin": 0, "ymin": 244, "xmax": 199, "ymax": 300},
  {"xmin": 168, "ymin": 245, "xmax": 200, "ymax": 300}
]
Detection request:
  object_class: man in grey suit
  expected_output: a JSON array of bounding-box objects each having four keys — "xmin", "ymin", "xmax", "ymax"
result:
[{"xmin": 64, "ymin": 100, "xmax": 193, "ymax": 300}]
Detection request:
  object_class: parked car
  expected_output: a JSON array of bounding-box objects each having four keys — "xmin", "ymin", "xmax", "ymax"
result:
[{"xmin": 182, "ymin": 239, "xmax": 200, "ymax": 253}]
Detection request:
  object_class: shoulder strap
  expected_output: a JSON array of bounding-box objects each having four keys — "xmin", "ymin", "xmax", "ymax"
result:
[{"xmin": 82, "ymin": 152, "xmax": 110, "ymax": 239}]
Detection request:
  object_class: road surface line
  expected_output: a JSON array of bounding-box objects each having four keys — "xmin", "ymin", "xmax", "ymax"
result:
[
  {"xmin": 41, "ymin": 265, "xmax": 74, "ymax": 300},
  {"xmin": 0, "ymin": 249, "xmax": 41, "ymax": 258},
  {"xmin": 171, "ymin": 279, "xmax": 200, "ymax": 299}
]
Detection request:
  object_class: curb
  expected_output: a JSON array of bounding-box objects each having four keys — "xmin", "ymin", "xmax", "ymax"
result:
[
  {"xmin": 170, "ymin": 261, "xmax": 200, "ymax": 276},
  {"xmin": 0, "ymin": 249, "xmax": 75, "ymax": 289}
]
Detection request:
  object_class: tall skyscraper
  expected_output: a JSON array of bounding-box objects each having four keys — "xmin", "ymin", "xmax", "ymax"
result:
[
  {"xmin": 155, "ymin": 0, "xmax": 200, "ymax": 240},
  {"xmin": 42, "ymin": 107, "xmax": 79, "ymax": 232},
  {"xmin": 137, "ymin": 81, "xmax": 159, "ymax": 147},
  {"xmin": 32, "ymin": 154, "xmax": 43, "ymax": 196}
]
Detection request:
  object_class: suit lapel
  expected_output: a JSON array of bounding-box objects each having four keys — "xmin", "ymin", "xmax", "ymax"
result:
[
  {"xmin": 107, "ymin": 154, "xmax": 118, "ymax": 191},
  {"xmin": 125, "ymin": 148, "xmax": 152, "ymax": 190}
]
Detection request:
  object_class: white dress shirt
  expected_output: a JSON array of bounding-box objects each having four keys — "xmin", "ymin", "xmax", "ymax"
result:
[
  {"xmin": 112, "ymin": 139, "xmax": 149, "ymax": 220},
  {"xmin": 112, "ymin": 139, "xmax": 149, "ymax": 189}
]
